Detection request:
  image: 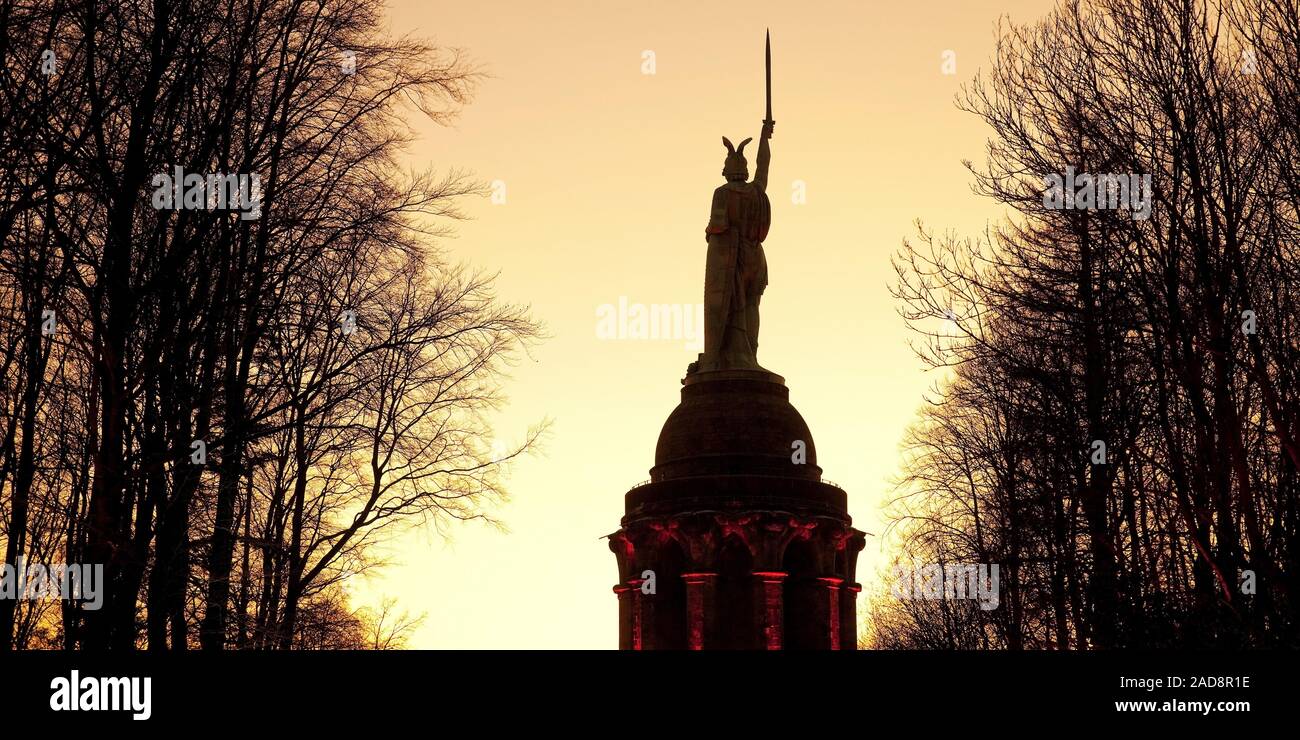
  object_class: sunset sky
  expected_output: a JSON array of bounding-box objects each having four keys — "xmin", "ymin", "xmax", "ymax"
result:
[{"xmin": 363, "ymin": 0, "xmax": 1050, "ymax": 648}]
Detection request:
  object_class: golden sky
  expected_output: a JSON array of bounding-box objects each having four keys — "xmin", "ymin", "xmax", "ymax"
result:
[{"xmin": 362, "ymin": 0, "xmax": 1052, "ymax": 648}]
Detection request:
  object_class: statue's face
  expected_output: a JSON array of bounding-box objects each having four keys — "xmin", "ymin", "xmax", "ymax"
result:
[{"xmin": 723, "ymin": 169, "xmax": 748, "ymax": 182}]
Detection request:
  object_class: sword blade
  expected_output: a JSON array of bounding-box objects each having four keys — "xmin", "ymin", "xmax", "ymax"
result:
[{"xmin": 764, "ymin": 30, "xmax": 772, "ymax": 123}]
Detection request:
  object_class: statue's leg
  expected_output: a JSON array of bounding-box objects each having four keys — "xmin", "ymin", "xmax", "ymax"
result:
[
  {"xmin": 724, "ymin": 278, "xmax": 751, "ymax": 366},
  {"xmin": 747, "ymin": 293, "xmax": 761, "ymax": 356},
  {"xmin": 702, "ymin": 239, "xmax": 729, "ymax": 362},
  {"xmin": 750, "ymin": 245, "xmax": 768, "ymax": 356}
]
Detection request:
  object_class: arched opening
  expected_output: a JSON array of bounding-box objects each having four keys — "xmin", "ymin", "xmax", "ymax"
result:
[
  {"xmin": 716, "ymin": 535, "xmax": 754, "ymax": 649},
  {"xmin": 783, "ymin": 538, "xmax": 821, "ymax": 650},
  {"xmin": 649, "ymin": 539, "xmax": 687, "ymax": 649}
]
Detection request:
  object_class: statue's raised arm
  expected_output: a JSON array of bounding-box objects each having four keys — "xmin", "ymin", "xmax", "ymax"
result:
[
  {"xmin": 753, "ymin": 120, "xmax": 773, "ymax": 192},
  {"xmin": 754, "ymin": 29, "xmax": 774, "ymax": 192}
]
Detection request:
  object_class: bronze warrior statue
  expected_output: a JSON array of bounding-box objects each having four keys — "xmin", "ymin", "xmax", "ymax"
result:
[
  {"xmin": 689, "ymin": 32, "xmax": 776, "ymax": 376},
  {"xmin": 691, "ymin": 122, "xmax": 774, "ymax": 375}
]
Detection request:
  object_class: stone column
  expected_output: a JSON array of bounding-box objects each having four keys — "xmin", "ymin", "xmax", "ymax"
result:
[
  {"xmin": 682, "ymin": 572, "xmax": 719, "ymax": 650},
  {"xmin": 816, "ymin": 577, "xmax": 844, "ymax": 650},
  {"xmin": 752, "ymin": 571, "xmax": 786, "ymax": 650},
  {"xmin": 840, "ymin": 581, "xmax": 861, "ymax": 650},
  {"xmin": 613, "ymin": 584, "xmax": 634, "ymax": 650},
  {"xmin": 627, "ymin": 576, "xmax": 654, "ymax": 650},
  {"xmin": 839, "ymin": 529, "xmax": 866, "ymax": 651}
]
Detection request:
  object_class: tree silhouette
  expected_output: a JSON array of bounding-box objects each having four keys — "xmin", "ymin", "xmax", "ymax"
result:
[
  {"xmin": 881, "ymin": 0, "xmax": 1300, "ymax": 649},
  {"xmin": 0, "ymin": 0, "xmax": 540, "ymax": 650}
]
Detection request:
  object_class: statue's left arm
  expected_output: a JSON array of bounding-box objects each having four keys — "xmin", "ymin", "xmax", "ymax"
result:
[{"xmin": 705, "ymin": 187, "xmax": 728, "ymax": 239}]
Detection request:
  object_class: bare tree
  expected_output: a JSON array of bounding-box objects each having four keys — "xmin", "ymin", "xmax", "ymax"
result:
[
  {"xmin": 0, "ymin": 0, "xmax": 540, "ymax": 651},
  {"xmin": 884, "ymin": 0, "xmax": 1300, "ymax": 649}
]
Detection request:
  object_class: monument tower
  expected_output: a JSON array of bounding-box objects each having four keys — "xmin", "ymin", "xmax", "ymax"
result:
[{"xmin": 606, "ymin": 32, "xmax": 865, "ymax": 650}]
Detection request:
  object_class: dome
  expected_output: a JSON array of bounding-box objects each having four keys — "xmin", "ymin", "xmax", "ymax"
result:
[{"xmin": 651, "ymin": 369, "xmax": 822, "ymax": 482}]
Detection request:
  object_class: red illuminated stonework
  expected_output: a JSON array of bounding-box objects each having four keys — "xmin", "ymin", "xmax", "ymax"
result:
[{"xmin": 607, "ymin": 369, "xmax": 866, "ymax": 650}]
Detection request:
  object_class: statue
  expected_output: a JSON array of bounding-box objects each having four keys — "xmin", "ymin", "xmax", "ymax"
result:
[{"xmin": 689, "ymin": 32, "xmax": 776, "ymax": 375}]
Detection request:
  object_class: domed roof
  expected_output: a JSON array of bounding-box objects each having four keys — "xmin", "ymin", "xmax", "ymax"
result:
[{"xmin": 651, "ymin": 369, "xmax": 822, "ymax": 482}]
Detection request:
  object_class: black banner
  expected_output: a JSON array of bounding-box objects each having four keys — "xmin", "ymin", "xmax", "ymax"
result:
[{"xmin": 1, "ymin": 650, "xmax": 1290, "ymax": 728}]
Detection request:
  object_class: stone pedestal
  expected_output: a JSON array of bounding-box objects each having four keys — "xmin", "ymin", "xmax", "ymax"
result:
[{"xmin": 607, "ymin": 369, "xmax": 865, "ymax": 650}]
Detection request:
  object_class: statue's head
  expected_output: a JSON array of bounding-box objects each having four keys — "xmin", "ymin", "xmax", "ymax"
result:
[{"xmin": 721, "ymin": 136, "xmax": 751, "ymax": 182}]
